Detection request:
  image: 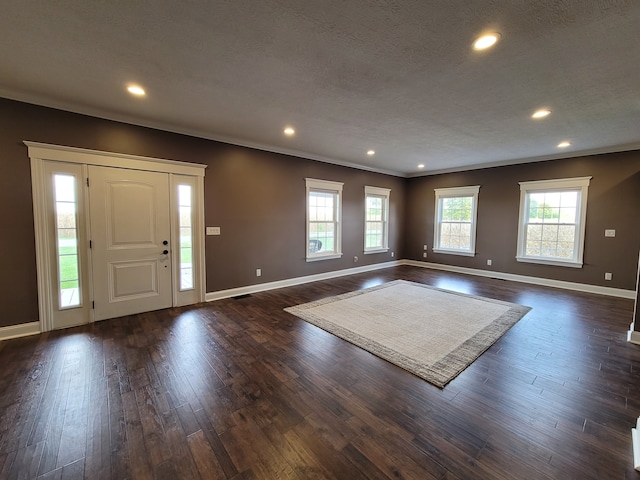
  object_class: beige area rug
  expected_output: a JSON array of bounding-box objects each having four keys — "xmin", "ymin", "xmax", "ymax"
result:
[{"xmin": 284, "ymin": 280, "xmax": 531, "ymax": 388}]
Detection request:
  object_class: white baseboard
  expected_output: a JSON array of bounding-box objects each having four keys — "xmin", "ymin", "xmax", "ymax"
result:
[
  {"xmin": 206, "ymin": 261, "xmax": 401, "ymax": 301},
  {"xmin": 628, "ymin": 326, "xmax": 640, "ymax": 345},
  {"xmin": 206, "ymin": 258, "xmax": 635, "ymax": 302},
  {"xmin": 2, "ymin": 259, "xmax": 633, "ymax": 337},
  {"xmin": 404, "ymin": 260, "xmax": 636, "ymax": 299},
  {"xmin": 0, "ymin": 321, "xmax": 40, "ymax": 341},
  {"xmin": 633, "ymin": 425, "xmax": 640, "ymax": 470}
]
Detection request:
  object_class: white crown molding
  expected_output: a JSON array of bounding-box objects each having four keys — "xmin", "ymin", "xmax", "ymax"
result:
[
  {"xmin": 6, "ymin": 90, "xmax": 640, "ymax": 180},
  {"xmin": 407, "ymin": 142, "xmax": 640, "ymax": 178},
  {"xmin": 2, "ymin": 90, "xmax": 404, "ymax": 178}
]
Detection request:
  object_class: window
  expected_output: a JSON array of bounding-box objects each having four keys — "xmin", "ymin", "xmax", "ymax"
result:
[
  {"xmin": 54, "ymin": 174, "xmax": 81, "ymax": 308},
  {"xmin": 364, "ymin": 186, "xmax": 390, "ymax": 253},
  {"xmin": 306, "ymin": 178, "xmax": 343, "ymax": 261},
  {"xmin": 516, "ymin": 177, "xmax": 591, "ymax": 267},
  {"xmin": 178, "ymin": 184, "xmax": 194, "ymax": 290},
  {"xmin": 433, "ymin": 186, "xmax": 480, "ymax": 256}
]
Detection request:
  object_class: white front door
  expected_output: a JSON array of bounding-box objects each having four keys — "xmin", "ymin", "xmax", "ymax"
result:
[{"xmin": 89, "ymin": 166, "xmax": 173, "ymax": 321}]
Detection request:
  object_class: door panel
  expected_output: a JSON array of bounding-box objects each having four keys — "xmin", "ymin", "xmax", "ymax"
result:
[
  {"xmin": 89, "ymin": 166, "xmax": 171, "ymax": 321},
  {"xmin": 110, "ymin": 261, "xmax": 159, "ymax": 299}
]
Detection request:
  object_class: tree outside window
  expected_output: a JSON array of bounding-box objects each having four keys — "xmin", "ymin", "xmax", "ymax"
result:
[{"xmin": 433, "ymin": 186, "xmax": 480, "ymax": 257}]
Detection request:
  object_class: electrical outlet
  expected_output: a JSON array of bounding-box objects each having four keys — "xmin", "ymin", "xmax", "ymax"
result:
[
  {"xmin": 604, "ymin": 229, "xmax": 616, "ymax": 237},
  {"xmin": 487, "ymin": 259, "xmax": 492, "ymax": 266},
  {"xmin": 423, "ymin": 244, "xmax": 427, "ymax": 250},
  {"xmin": 423, "ymin": 252, "xmax": 427, "ymax": 258},
  {"xmin": 391, "ymin": 252, "xmax": 394, "ymax": 258},
  {"xmin": 354, "ymin": 256, "xmax": 358, "ymax": 262},
  {"xmin": 604, "ymin": 272, "xmax": 612, "ymax": 280},
  {"xmin": 256, "ymin": 268, "xmax": 261, "ymax": 277}
]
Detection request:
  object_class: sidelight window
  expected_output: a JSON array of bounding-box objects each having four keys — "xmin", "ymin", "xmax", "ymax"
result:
[
  {"xmin": 178, "ymin": 184, "xmax": 194, "ymax": 290},
  {"xmin": 54, "ymin": 174, "xmax": 81, "ymax": 308}
]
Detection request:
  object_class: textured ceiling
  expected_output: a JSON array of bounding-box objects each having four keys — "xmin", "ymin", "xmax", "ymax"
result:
[{"xmin": 1, "ymin": 0, "xmax": 639, "ymax": 176}]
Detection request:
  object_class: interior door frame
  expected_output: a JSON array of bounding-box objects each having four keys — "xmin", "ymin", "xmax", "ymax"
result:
[{"xmin": 27, "ymin": 141, "xmax": 206, "ymax": 332}]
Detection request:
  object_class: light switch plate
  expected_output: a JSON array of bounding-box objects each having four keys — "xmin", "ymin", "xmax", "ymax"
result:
[
  {"xmin": 605, "ymin": 229, "xmax": 615, "ymax": 237},
  {"xmin": 206, "ymin": 226, "xmax": 221, "ymax": 235}
]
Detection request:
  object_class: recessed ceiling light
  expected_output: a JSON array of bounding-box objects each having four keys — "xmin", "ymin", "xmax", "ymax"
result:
[
  {"xmin": 532, "ymin": 109, "xmax": 551, "ymax": 119},
  {"xmin": 417, "ymin": 164, "xmax": 425, "ymax": 169},
  {"xmin": 127, "ymin": 85, "xmax": 146, "ymax": 96},
  {"xmin": 557, "ymin": 141, "xmax": 571, "ymax": 148},
  {"xmin": 473, "ymin": 33, "xmax": 500, "ymax": 51},
  {"xmin": 367, "ymin": 150, "xmax": 375, "ymax": 156},
  {"xmin": 283, "ymin": 127, "xmax": 295, "ymax": 136}
]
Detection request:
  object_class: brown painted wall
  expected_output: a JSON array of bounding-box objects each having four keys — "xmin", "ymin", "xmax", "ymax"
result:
[
  {"xmin": 204, "ymin": 146, "xmax": 405, "ymax": 292},
  {"xmin": 1, "ymin": 97, "xmax": 639, "ymax": 330},
  {"xmin": 0, "ymin": 98, "xmax": 405, "ymax": 328},
  {"xmin": 404, "ymin": 152, "xmax": 640, "ymax": 290}
]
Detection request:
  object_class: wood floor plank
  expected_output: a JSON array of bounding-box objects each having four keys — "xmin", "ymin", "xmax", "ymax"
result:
[
  {"xmin": 0, "ymin": 266, "xmax": 638, "ymax": 479},
  {"xmin": 135, "ymin": 384, "xmax": 171, "ymax": 469},
  {"xmin": 160, "ymin": 409, "xmax": 201, "ymax": 480},
  {"xmin": 106, "ymin": 371, "xmax": 128, "ymax": 479},
  {"xmin": 121, "ymin": 389, "xmax": 152, "ymax": 480},
  {"xmin": 192, "ymin": 407, "xmax": 239, "ymax": 478},
  {"xmin": 187, "ymin": 429, "xmax": 226, "ymax": 479},
  {"xmin": 84, "ymin": 377, "xmax": 111, "ymax": 480},
  {"xmin": 5, "ymin": 440, "xmax": 45, "ymax": 480}
]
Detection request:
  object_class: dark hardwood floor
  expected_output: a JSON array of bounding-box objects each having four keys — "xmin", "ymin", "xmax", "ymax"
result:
[{"xmin": 1, "ymin": 265, "xmax": 639, "ymax": 479}]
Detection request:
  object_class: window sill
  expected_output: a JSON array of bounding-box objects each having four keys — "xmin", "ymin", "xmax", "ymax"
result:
[
  {"xmin": 432, "ymin": 248, "xmax": 475, "ymax": 257},
  {"xmin": 306, "ymin": 253, "xmax": 343, "ymax": 262},
  {"xmin": 364, "ymin": 248, "xmax": 389, "ymax": 255},
  {"xmin": 516, "ymin": 256, "xmax": 583, "ymax": 268}
]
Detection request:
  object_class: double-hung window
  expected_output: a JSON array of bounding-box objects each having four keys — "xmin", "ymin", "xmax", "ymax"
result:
[
  {"xmin": 364, "ymin": 186, "xmax": 390, "ymax": 253},
  {"xmin": 516, "ymin": 177, "xmax": 591, "ymax": 267},
  {"xmin": 433, "ymin": 186, "xmax": 480, "ymax": 256},
  {"xmin": 306, "ymin": 178, "xmax": 343, "ymax": 261}
]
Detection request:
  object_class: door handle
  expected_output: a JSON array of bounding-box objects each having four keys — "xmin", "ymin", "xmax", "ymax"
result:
[{"xmin": 162, "ymin": 250, "xmax": 169, "ymax": 255}]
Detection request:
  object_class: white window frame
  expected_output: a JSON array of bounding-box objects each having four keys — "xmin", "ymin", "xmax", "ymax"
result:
[
  {"xmin": 170, "ymin": 174, "xmax": 205, "ymax": 307},
  {"xmin": 364, "ymin": 186, "xmax": 390, "ymax": 254},
  {"xmin": 516, "ymin": 176, "xmax": 591, "ymax": 268},
  {"xmin": 306, "ymin": 178, "xmax": 343, "ymax": 261},
  {"xmin": 433, "ymin": 185, "xmax": 480, "ymax": 257}
]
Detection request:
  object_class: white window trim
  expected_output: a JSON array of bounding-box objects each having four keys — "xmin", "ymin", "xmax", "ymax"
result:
[
  {"xmin": 364, "ymin": 186, "xmax": 390, "ymax": 254},
  {"xmin": 516, "ymin": 176, "xmax": 591, "ymax": 268},
  {"xmin": 170, "ymin": 174, "xmax": 205, "ymax": 307},
  {"xmin": 306, "ymin": 178, "xmax": 343, "ymax": 262},
  {"xmin": 433, "ymin": 185, "xmax": 480, "ymax": 257}
]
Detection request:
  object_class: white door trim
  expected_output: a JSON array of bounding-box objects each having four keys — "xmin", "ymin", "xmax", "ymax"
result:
[
  {"xmin": 27, "ymin": 141, "xmax": 207, "ymax": 332},
  {"xmin": 25, "ymin": 141, "xmax": 206, "ymax": 176}
]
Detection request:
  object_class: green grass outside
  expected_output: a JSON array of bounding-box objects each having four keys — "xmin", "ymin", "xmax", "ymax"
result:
[{"xmin": 58, "ymin": 244, "xmax": 79, "ymax": 289}]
